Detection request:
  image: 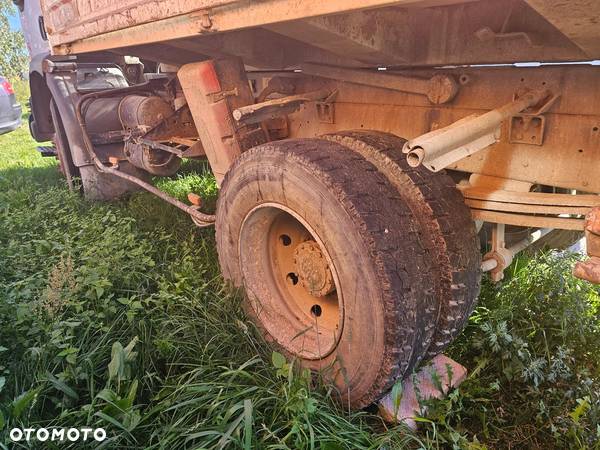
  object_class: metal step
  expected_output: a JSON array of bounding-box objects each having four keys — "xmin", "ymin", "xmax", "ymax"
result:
[{"xmin": 36, "ymin": 146, "xmax": 58, "ymax": 157}]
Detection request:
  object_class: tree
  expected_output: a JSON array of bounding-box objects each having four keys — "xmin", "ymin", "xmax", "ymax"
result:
[{"xmin": 0, "ymin": 0, "xmax": 28, "ymax": 80}]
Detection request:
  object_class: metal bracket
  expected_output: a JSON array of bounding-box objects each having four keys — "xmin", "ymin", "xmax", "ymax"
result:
[
  {"xmin": 508, "ymin": 92, "xmax": 559, "ymax": 146},
  {"xmin": 233, "ymin": 89, "xmax": 332, "ymax": 125},
  {"xmin": 207, "ymin": 87, "xmax": 239, "ymax": 103},
  {"xmin": 482, "ymin": 223, "xmax": 513, "ymax": 282},
  {"xmin": 316, "ymin": 90, "xmax": 338, "ymax": 124},
  {"xmin": 316, "ymin": 103, "xmax": 334, "ymax": 124},
  {"xmin": 264, "ymin": 117, "xmax": 290, "ymax": 140},
  {"xmin": 134, "ymin": 137, "xmax": 186, "ymax": 157},
  {"xmin": 42, "ymin": 59, "xmax": 77, "ymax": 73},
  {"xmin": 509, "ymin": 114, "xmax": 545, "ymax": 145}
]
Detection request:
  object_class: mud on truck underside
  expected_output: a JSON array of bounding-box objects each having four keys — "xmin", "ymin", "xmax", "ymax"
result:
[{"xmin": 24, "ymin": 0, "xmax": 600, "ymax": 412}]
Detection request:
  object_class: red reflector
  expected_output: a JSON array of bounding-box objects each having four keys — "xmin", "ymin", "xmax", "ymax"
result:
[{"xmin": 1, "ymin": 80, "xmax": 14, "ymax": 95}]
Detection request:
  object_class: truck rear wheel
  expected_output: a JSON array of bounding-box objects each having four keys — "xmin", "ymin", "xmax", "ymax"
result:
[
  {"xmin": 50, "ymin": 98, "xmax": 147, "ymax": 201},
  {"xmin": 323, "ymin": 131, "xmax": 481, "ymax": 359},
  {"xmin": 216, "ymin": 138, "xmax": 436, "ymax": 408},
  {"xmin": 77, "ymin": 163, "xmax": 147, "ymax": 201}
]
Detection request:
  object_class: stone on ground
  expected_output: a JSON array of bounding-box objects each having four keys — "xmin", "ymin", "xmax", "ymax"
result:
[{"xmin": 378, "ymin": 354, "xmax": 467, "ymax": 429}]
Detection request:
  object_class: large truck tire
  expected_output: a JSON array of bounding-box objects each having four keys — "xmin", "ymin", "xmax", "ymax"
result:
[
  {"xmin": 77, "ymin": 163, "xmax": 148, "ymax": 201},
  {"xmin": 215, "ymin": 138, "xmax": 436, "ymax": 408},
  {"xmin": 324, "ymin": 131, "xmax": 481, "ymax": 359}
]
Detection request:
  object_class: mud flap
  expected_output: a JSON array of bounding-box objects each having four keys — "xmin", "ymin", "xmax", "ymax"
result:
[{"xmin": 178, "ymin": 58, "xmax": 267, "ymax": 185}]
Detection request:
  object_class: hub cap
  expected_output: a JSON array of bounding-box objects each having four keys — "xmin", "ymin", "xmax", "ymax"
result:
[{"xmin": 293, "ymin": 241, "xmax": 336, "ymax": 298}]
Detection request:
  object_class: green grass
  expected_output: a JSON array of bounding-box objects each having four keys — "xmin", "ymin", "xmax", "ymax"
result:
[
  {"xmin": 0, "ymin": 123, "xmax": 599, "ymax": 449},
  {"xmin": 10, "ymin": 79, "xmax": 29, "ymax": 110}
]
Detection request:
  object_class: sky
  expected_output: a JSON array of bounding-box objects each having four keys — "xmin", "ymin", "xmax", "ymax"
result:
[{"xmin": 8, "ymin": 10, "xmax": 20, "ymax": 31}]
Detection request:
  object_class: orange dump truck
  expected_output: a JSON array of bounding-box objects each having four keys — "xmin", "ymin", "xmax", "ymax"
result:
[{"xmin": 17, "ymin": 0, "xmax": 600, "ymax": 409}]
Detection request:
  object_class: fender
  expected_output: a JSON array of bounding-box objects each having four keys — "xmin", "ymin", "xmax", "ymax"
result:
[{"xmin": 28, "ymin": 52, "xmax": 54, "ymax": 142}]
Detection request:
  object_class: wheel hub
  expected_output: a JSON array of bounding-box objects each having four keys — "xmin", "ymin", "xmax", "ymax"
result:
[{"xmin": 293, "ymin": 241, "xmax": 336, "ymax": 297}]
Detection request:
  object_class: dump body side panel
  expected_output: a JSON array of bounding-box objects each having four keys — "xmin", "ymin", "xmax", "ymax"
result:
[
  {"xmin": 42, "ymin": 0, "xmax": 238, "ymax": 48},
  {"xmin": 43, "ymin": 0, "xmax": 600, "ymax": 69}
]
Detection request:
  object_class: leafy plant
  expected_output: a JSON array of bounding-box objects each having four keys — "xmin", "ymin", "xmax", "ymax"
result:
[{"xmin": 0, "ymin": 0, "xmax": 28, "ymax": 81}]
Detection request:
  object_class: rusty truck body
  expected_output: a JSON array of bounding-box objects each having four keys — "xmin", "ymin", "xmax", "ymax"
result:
[{"xmin": 18, "ymin": 0, "xmax": 600, "ymax": 410}]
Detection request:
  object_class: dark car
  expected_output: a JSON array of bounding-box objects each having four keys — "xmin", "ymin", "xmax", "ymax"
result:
[{"xmin": 0, "ymin": 76, "xmax": 22, "ymax": 135}]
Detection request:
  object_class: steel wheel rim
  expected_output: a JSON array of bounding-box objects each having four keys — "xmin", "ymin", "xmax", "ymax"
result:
[{"xmin": 239, "ymin": 203, "xmax": 343, "ymax": 360}]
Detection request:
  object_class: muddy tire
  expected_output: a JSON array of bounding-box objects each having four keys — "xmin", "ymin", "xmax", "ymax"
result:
[
  {"xmin": 78, "ymin": 163, "xmax": 148, "ymax": 201},
  {"xmin": 216, "ymin": 138, "xmax": 435, "ymax": 408},
  {"xmin": 324, "ymin": 131, "xmax": 481, "ymax": 359}
]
